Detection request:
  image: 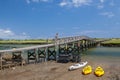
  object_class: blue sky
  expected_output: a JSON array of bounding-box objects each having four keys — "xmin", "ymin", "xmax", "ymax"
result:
[{"xmin": 0, "ymin": 0, "xmax": 120, "ymax": 39}]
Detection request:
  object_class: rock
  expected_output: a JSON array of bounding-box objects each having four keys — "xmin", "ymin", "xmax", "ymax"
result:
[{"xmin": 12, "ymin": 67, "xmax": 15, "ymax": 70}]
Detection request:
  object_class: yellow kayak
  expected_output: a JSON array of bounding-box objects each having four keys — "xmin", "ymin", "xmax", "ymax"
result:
[
  {"xmin": 82, "ymin": 65, "xmax": 92, "ymax": 75},
  {"xmin": 94, "ymin": 66, "xmax": 104, "ymax": 77}
]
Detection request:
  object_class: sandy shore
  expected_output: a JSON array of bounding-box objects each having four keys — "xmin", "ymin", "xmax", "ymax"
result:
[{"xmin": 0, "ymin": 59, "xmax": 120, "ymax": 80}]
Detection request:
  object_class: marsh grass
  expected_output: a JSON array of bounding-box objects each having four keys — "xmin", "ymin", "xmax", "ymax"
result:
[
  {"xmin": 0, "ymin": 39, "xmax": 53, "ymax": 44},
  {"xmin": 102, "ymin": 39, "xmax": 120, "ymax": 44}
]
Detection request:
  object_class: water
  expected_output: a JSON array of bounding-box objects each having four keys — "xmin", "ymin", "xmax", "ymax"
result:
[
  {"xmin": 81, "ymin": 47, "xmax": 120, "ymax": 64},
  {"xmin": 0, "ymin": 44, "xmax": 120, "ymax": 63},
  {"xmin": 0, "ymin": 44, "xmax": 39, "ymax": 50}
]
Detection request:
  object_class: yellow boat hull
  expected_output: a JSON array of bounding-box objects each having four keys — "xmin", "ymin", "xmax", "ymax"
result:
[
  {"xmin": 82, "ymin": 65, "xmax": 92, "ymax": 75},
  {"xmin": 94, "ymin": 66, "xmax": 104, "ymax": 77}
]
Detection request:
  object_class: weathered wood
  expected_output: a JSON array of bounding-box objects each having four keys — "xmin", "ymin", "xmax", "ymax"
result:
[
  {"xmin": 38, "ymin": 48, "xmax": 46, "ymax": 62},
  {"xmin": 12, "ymin": 51, "xmax": 22, "ymax": 62},
  {"xmin": 48, "ymin": 48, "xmax": 56, "ymax": 60},
  {"xmin": 28, "ymin": 49, "xmax": 37, "ymax": 63},
  {"xmin": 55, "ymin": 45, "xmax": 59, "ymax": 61},
  {"xmin": 38, "ymin": 48, "xmax": 46, "ymax": 58},
  {"xmin": 45, "ymin": 47, "xmax": 48, "ymax": 62},
  {"xmin": 0, "ymin": 36, "xmax": 94, "ymax": 53},
  {"xmin": 59, "ymin": 47, "xmax": 65, "ymax": 54},
  {"xmin": 67, "ymin": 46, "xmax": 73, "ymax": 54},
  {"xmin": 0, "ymin": 53, "xmax": 3, "ymax": 70},
  {"xmin": 0, "ymin": 36, "xmax": 107, "ymax": 69}
]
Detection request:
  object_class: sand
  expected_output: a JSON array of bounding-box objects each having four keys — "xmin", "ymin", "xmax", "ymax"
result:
[{"xmin": 0, "ymin": 59, "xmax": 120, "ymax": 80}]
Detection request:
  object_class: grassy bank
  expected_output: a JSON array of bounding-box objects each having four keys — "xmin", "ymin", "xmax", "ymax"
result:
[
  {"xmin": 0, "ymin": 39, "xmax": 53, "ymax": 44},
  {"xmin": 101, "ymin": 38, "xmax": 120, "ymax": 47},
  {"xmin": 102, "ymin": 39, "xmax": 120, "ymax": 44}
]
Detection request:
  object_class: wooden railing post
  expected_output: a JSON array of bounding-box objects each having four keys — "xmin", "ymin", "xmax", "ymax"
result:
[
  {"xmin": 45, "ymin": 47, "xmax": 48, "ymax": 62},
  {"xmin": 55, "ymin": 33, "xmax": 59, "ymax": 61},
  {"xmin": 0, "ymin": 53, "xmax": 3, "ymax": 70}
]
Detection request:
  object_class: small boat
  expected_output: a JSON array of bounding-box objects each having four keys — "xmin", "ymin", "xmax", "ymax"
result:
[
  {"xmin": 82, "ymin": 65, "xmax": 92, "ymax": 75},
  {"xmin": 94, "ymin": 66, "xmax": 104, "ymax": 77},
  {"xmin": 68, "ymin": 61, "xmax": 88, "ymax": 71}
]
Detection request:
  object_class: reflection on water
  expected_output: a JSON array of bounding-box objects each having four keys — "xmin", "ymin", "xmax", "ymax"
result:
[
  {"xmin": 81, "ymin": 47, "xmax": 120, "ymax": 63},
  {"xmin": 0, "ymin": 44, "xmax": 120, "ymax": 63},
  {"xmin": 0, "ymin": 44, "xmax": 39, "ymax": 50}
]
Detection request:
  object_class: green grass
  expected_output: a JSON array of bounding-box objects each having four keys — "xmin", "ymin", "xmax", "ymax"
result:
[
  {"xmin": 102, "ymin": 39, "xmax": 120, "ymax": 44},
  {"xmin": 0, "ymin": 39, "xmax": 53, "ymax": 44}
]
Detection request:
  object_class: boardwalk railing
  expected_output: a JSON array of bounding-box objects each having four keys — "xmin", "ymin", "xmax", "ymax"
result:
[
  {"xmin": 0, "ymin": 36, "xmax": 94, "ymax": 53},
  {"xmin": 0, "ymin": 36, "xmax": 98, "ymax": 70}
]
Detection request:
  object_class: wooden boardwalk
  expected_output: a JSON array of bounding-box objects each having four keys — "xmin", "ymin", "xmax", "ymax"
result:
[
  {"xmin": 0, "ymin": 36, "xmax": 94, "ymax": 53},
  {"xmin": 0, "ymin": 36, "xmax": 98, "ymax": 70}
]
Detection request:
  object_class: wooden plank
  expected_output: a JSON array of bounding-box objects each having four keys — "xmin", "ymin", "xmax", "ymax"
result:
[
  {"xmin": 12, "ymin": 51, "xmax": 23, "ymax": 66},
  {"xmin": 0, "ymin": 44, "xmax": 54, "ymax": 53},
  {"xmin": 0, "ymin": 36, "xmax": 93, "ymax": 54}
]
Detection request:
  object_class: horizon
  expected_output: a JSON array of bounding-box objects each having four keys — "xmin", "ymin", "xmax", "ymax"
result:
[{"xmin": 0, "ymin": 0, "xmax": 120, "ymax": 39}]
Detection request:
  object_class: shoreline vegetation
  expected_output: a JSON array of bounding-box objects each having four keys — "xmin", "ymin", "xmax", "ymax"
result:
[
  {"xmin": 0, "ymin": 39, "xmax": 53, "ymax": 44},
  {"xmin": 0, "ymin": 38, "xmax": 120, "ymax": 46},
  {"xmin": 101, "ymin": 38, "xmax": 120, "ymax": 47},
  {"xmin": 0, "ymin": 39, "xmax": 120, "ymax": 80}
]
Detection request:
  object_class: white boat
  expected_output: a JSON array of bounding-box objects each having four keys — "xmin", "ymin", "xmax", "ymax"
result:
[{"xmin": 68, "ymin": 61, "xmax": 88, "ymax": 71}]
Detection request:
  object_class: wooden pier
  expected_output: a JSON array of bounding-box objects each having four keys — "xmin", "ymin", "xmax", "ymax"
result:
[{"xmin": 0, "ymin": 35, "xmax": 99, "ymax": 70}]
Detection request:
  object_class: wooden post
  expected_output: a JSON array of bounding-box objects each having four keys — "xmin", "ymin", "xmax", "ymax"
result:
[
  {"xmin": 55, "ymin": 33, "xmax": 59, "ymax": 61},
  {"xmin": 48, "ymin": 47, "xmax": 56, "ymax": 60},
  {"xmin": 45, "ymin": 47, "xmax": 48, "ymax": 62},
  {"xmin": 21, "ymin": 51, "xmax": 23, "ymax": 67},
  {"xmin": 78, "ymin": 41, "xmax": 80, "ymax": 47},
  {"xmin": 90, "ymin": 41, "xmax": 92, "ymax": 47},
  {"xmin": 46, "ymin": 39, "xmax": 49, "ymax": 44},
  {"xmin": 27, "ymin": 49, "xmax": 36, "ymax": 64},
  {"xmin": 55, "ymin": 45, "xmax": 59, "ymax": 61},
  {"xmin": 77, "ymin": 41, "xmax": 80, "ymax": 52},
  {"xmin": 0, "ymin": 53, "xmax": 2, "ymax": 70},
  {"xmin": 55, "ymin": 33, "xmax": 58, "ymax": 45},
  {"xmin": 72, "ymin": 42, "xmax": 75, "ymax": 48},
  {"xmin": 38, "ymin": 48, "xmax": 46, "ymax": 62},
  {"xmin": 85, "ymin": 40, "xmax": 87, "ymax": 49},
  {"xmin": 65, "ymin": 44, "xmax": 68, "ymax": 50},
  {"xmin": 81, "ymin": 40, "xmax": 84, "ymax": 51},
  {"xmin": 67, "ymin": 43, "xmax": 73, "ymax": 54},
  {"xmin": 35, "ymin": 48, "xmax": 38, "ymax": 63}
]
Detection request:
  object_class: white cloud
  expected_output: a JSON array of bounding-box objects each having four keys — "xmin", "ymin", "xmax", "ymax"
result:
[
  {"xmin": 73, "ymin": 0, "xmax": 92, "ymax": 7},
  {"xmin": 59, "ymin": 1, "xmax": 68, "ymax": 7},
  {"xmin": 115, "ymin": 22, "xmax": 120, "ymax": 25},
  {"xmin": 59, "ymin": 0, "xmax": 92, "ymax": 8},
  {"xmin": 41, "ymin": 0, "xmax": 49, "ymax": 2},
  {"xmin": 75, "ymin": 30, "xmax": 109, "ymax": 38},
  {"xmin": 26, "ymin": 0, "xmax": 31, "ymax": 4},
  {"xmin": 109, "ymin": 0, "xmax": 115, "ymax": 6},
  {"xmin": 100, "ymin": 0, "xmax": 104, "ymax": 3},
  {"xmin": 98, "ymin": 0, "xmax": 115, "ymax": 8},
  {"xmin": 99, "ymin": 12, "xmax": 115, "ymax": 18},
  {"xmin": 97, "ymin": 4, "xmax": 104, "ymax": 9},
  {"xmin": 97, "ymin": 0, "xmax": 105, "ymax": 9},
  {"xmin": 72, "ymin": 27, "xmax": 80, "ymax": 30},
  {"xmin": 0, "ymin": 29, "xmax": 30, "ymax": 39},
  {"xmin": 77, "ymin": 30, "xmax": 100, "ymax": 35},
  {"xmin": 97, "ymin": 0, "xmax": 115, "ymax": 9},
  {"xmin": 26, "ymin": 0, "xmax": 50, "ymax": 4},
  {"xmin": 0, "ymin": 29, "xmax": 14, "ymax": 36},
  {"xmin": 32, "ymin": 0, "xmax": 40, "ymax": 3}
]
